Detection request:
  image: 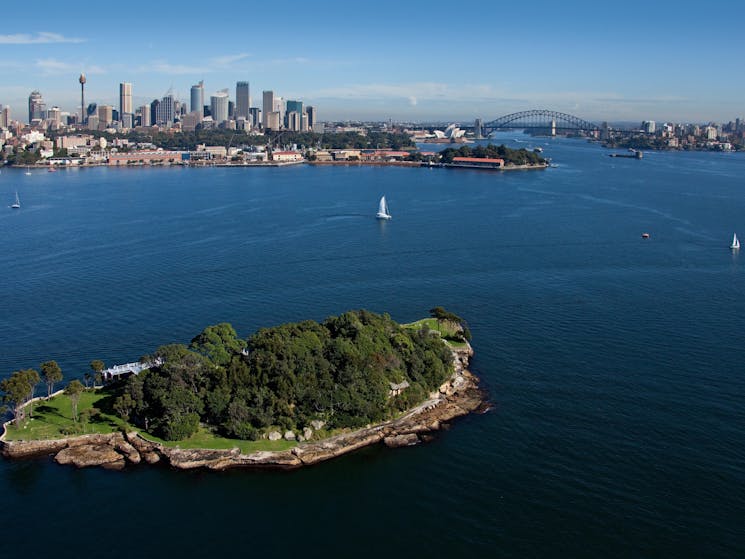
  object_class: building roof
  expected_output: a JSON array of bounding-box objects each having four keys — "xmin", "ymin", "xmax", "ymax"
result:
[{"xmin": 452, "ymin": 157, "xmax": 504, "ymax": 164}]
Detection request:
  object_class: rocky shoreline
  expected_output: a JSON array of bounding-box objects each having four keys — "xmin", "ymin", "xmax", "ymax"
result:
[{"xmin": 0, "ymin": 344, "xmax": 485, "ymax": 471}]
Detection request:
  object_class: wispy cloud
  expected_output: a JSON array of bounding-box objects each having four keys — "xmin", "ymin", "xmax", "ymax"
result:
[
  {"xmin": 139, "ymin": 61, "xmax": 211, "ymax": 75},
  {"xmin": 211, "ymin": 53, "xmax": 251, "ymax": 66},
  {"xmin": 35, "ymin": 59, "xmax": 105, "ymax": 76},
  {"xmin": 0, "ymin": 32, "xmax": 86, "ymax": 45}
]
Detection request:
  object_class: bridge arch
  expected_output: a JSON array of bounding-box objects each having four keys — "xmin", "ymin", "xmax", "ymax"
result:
[{"xmin": 482, "ymin": 109, "xmax": 599, "ymax": 134}]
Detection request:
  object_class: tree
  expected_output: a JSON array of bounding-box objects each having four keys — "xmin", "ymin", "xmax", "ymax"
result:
[
  {"xmin": 113, "ymin": 393, "xmax": 135, "ymax": 422},
  {"xmin": 18, "ymin": 369, "xmax": 40, "ymax": 417},
  {"xmin": 90, "ymin": 360, "xmax": 105, "ymax": 387},
  {"xmin": 40, "ymin": 360, "xmax": 63, "ymax": 397},
  {"xmin": 429, "ymin": 307, "xmax": 471, "ymax": 341},
  {"xmin": 1, "ymin": 371, "xmax": 36, "ymax": 425},
  {"xmin": 190, "ymin": 323, "xmax": 246, "ymax": 366},
  {"xmin": 64, "ymin": 380, "xmax": 84, "ymax": 422}
]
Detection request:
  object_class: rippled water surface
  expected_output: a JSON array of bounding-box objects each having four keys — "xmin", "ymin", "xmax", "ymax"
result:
[{"xmin": 1, "ymin": 135, "xmax": 744, "ymax": 557}]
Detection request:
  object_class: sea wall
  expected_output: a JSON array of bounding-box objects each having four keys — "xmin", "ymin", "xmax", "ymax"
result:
[{"xmin": 2, "ymin": 343, "xmax": 485, "ymax": 471}]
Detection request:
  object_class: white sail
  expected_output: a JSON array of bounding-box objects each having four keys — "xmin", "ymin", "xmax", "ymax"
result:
[
  {"xmin": 376, "ymin": 196, "xmax": 391, "ymax": 220},
  {"xmin": 731, "ymin": 233, "xmax": 740, "ymax": 250},
  {"xmin": 11, "ymin": 192, "xmax": 20, "ymax": 209}
]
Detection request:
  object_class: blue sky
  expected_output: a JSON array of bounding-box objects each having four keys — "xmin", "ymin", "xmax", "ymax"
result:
[{"xmin": 1, "ymin": 0, "xmax": 743, "ymax": 123}]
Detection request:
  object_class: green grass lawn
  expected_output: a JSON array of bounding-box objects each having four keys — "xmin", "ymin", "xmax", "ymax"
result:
[
  {"xmin": 139, "ymin": 427, "xmax": 296, "ymax": 454},
  {"xmin": 4, "ymin": 390, "xmax": 126, "ymax": 441},
  {"xmin": 402, "ymin": 318, "xmax": 468, "ymax": 348},
  {"xmin": 4, "ymin": 390, "xmax": 296, "ymax": 453}
]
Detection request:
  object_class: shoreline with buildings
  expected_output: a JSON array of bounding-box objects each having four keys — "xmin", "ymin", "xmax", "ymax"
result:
[{"xmin": 1, "ymin": 76, "xmax": 742, "ymax": 169}]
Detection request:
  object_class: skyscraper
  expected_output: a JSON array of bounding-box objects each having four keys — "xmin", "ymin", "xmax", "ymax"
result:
[
  {"xmin": 262, "ymin": 91, "xmax": 274, "ymax": 129},
  {"xmin": 156, "ymin": 95, "xmax": 175, "ymax": 126},
  {"xmin": 139, "ymin": 105, "xmax": 151, "ymax": 127},
  {"xmin": 98, "ymin": 105, "xmax": 113, "ymax": 127},
  {"xmin": 236, "ymin": 81, "xmax": 250, "ymax": 120},
  {"xmin": 28, "ymin": 90, "xmax": 45, "ymax": 123},
  {"xmin": 0, "ymin": 105, "xmax": 10, "ymax": 128},
  {"xmin": 285, "ymin": 100, "xmax": 303, "ymax": 130},
  {"xmin": 210, "ymin": 90, "xmax": 229, "ymax": 125},
  {"xmin": 150, "ymin": 99, "xmax": 160, "ymax": 127},
  {"xmin": 274, "ymin": 96, "xmax": 285, "ymax": 126},
  {"xmin": 119, "ymin": 83, "xmax": 133, "ymax": 118},
  {"xmin": 306, "ymin": 106, "xmax": 316, "ymax": 129},
  {"xmin": 190, "ymin": 81, "xmax": 204, "ymax": 117},
  {"xmin": 48, "ymin": 106, "xmax": 61, "ymax": 125}
]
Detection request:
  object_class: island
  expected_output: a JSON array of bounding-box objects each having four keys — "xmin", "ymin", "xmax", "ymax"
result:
[
  {"xmin": 0, "ymin": 309, "xmax": 485, "ymax": 470},
  {"xmin": 438, "ymin": 144, "xmax": 548, "ymax": 170}
]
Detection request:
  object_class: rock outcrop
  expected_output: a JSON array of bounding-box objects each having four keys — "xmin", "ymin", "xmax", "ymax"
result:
[
  {"xmin": 2, "ymin": 341, "xmax": 485, "ymax": 471},
  {"xmin": 55, "ymin": 444, "xmax": 126, "ymax": 470}
]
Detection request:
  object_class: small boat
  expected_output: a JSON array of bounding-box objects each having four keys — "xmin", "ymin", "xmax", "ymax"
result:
[
  {"xmin": 24, "ymin": 166, "xmax": 32, "ymax": 176},
  {"xmin": 376, "ymin": 195, "xmax": 392, "ymax": 220},
  {"xmin": 48, "ymin": 167, "xmax": 57, "ymax": 173},
  {"xmin": 641, "ymin": 233, "xmax": 650, "ymax": 239},
  {"xmin": 11, "ymin": 192, "xmax": 20, "ymax": 209},
  {"xmin": 731, "ymin": 233, "xmax": 740, "ymax": 250}
]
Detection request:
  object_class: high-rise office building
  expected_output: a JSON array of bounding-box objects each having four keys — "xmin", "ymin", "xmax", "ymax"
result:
[
  {"xmin": 274, "ymin": 96, "xmax": 285, "ymax": 127},
  {"xmin": 249, "ymin": 107, "xmax": 261, "ymax": 129},
  {"xmin": 28, "ymin": 90, "xmax": 46, "ymax": 123},
  {"xmin": 0, "ymin": 105, "xmax": 8, "ymax": 128},
  {"xmin": 306, "ymin": 106, "xmax": 316, "ymax": 129},
  {"xmin": 286, "ymin": 111, "xmax": 301, "ymax": 132},
  {"xmin": 119, "ymin": 82, "xmax": 133, "ymax": 117},
  {"xmin": 286, "ymin": 100, "xmax": 303, "ymax": 129},
  {"xmin": 150, "ymin": 99, "xmax": 160, "ymax": 127},
  {"xmin": 139, "ymin": 105, "xmax": 151, "ymax": 127},
  {"xmin": 266, "ymin": 111, "xmax": 281, "ymax": 131},
  {"xmin": 155, "ymin": 95, "xmax": 175, "ymax": 126},
  {"xmin": 48, "ymin": 106, "xmax": 61, "ymax": 125},
  {"xmin": 191, "ymin": 81, "xmax": 204, "ymax": 117},
  {"xmin": 236, "ymin": 81, "xmax": 250, "ymax": 120},
  {"xmin": 98, "ymin": 105, "xmax": 113, "ymax": 127},
  {"xmin": 210, "ymin": 90, "xmax": 229, "ymax": 124},
  {"xmin": 262, "ymin": 91, "xmax": 275, "ymax": 129}
]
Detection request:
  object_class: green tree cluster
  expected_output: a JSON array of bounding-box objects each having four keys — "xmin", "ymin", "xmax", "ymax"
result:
[
  {"xmin": 439, "ymin": 144, "xmax": 546, "ymax": 165},
  {"xmin": 119, "ymin": 310, "xmax": 455, "ymax": 441},
  {"xmin": 40, "ymin": 360, "xmax": 63, "ymax": 397},
  {"xmin": 1, "ymin": 369, "xmax": 40, "ymax": 424}
]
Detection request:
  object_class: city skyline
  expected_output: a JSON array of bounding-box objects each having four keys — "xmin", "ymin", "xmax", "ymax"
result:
[{"xmin": 0, "ymin": 0, "xmax": 744, "ymax": 123}]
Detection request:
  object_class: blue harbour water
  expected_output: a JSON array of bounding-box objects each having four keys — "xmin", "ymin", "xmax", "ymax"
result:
[{"xmin": 1, "ymin": 134, "xmax": 744, "ymax": 557}]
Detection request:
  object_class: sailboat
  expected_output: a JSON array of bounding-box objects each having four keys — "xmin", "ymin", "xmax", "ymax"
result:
[
  {"xmin": 376, "ymin": 196, "xmax": 392, "ymax": 220},
  {"xmin": 731, "ymin": 233, "xmax": 740, "ymax": 250},
  {"xmin": 25, "ymin": 166, "xmax": 32, "ymax": 176},
  {"xmin": 11, "ymin": 192, "xmax": 20, "ymax": 209}
]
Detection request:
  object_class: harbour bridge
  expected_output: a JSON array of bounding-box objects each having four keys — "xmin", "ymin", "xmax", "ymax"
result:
[{"xmin": 478, "ymin": 109, "xmax": 601, "ymax": 136}]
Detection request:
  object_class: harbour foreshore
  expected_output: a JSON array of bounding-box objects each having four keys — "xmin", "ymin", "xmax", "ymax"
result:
[{"xmin": 0, "ymin": 343, "xmax": 486, "ymax": 471}]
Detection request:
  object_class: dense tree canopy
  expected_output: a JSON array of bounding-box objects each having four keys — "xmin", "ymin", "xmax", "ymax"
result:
[
  {"xmin": 439, "ymin": 144, "xmax": 546, "ymax": 165},
  {"xmin": 119, "ymin": 310, "xmax": 456, "ymax": 441}
]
